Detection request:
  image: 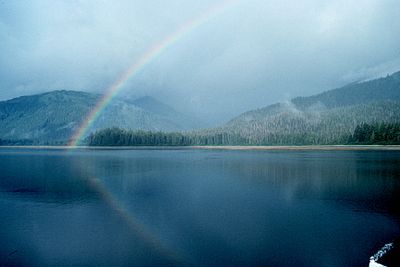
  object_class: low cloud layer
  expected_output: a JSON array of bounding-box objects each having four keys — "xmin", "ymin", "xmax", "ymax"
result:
[{"xmin": 1, "ymin": 0, "xmax": 399, "ymax": 124}]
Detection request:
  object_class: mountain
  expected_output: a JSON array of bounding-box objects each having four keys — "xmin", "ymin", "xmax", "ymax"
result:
[
  {"xmin": 3, "ymin": 71, "xmax": 400, "ymax": 146},
  {"xmin": 217, "ymin": 71, "xmax": 400, "ymax": 145},
  {"xmin": 291, "ymin": 71, "xmax": 400, "ymax": 108},
  {"xmin": 0, "ymin": 90, "xmax": 203, "ymax": 144},
  {"xmin": 131, "ymin": 96, "xmax": 180, "ymax": 116},
  {"xmin": 130, "ymin": 96, "xmax": 205, "ymax": 130}
]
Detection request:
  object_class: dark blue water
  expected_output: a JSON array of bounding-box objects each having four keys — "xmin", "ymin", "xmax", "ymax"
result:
[{"xmin": 0, "ymin": 148, "xmax": 399, "ymax": 266}]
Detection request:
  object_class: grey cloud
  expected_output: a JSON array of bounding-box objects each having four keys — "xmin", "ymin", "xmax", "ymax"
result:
[{"xmin": 0, "ymin": 0, "xmax": 399, "ymax": 124}]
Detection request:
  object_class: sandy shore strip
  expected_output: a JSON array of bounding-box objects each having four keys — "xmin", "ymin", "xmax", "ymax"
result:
[
  {"xmin": 192, "ymin": 145, "xmax": 400, "ymax": 151},
  {"xmin": 1, "ymin": 145, "xmax": 400, "ymax": 151}
]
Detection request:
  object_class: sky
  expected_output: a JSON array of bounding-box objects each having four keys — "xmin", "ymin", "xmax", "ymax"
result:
[{"xmin": 1, "ymin": 0, "xmax": 400, "ymax": 124}]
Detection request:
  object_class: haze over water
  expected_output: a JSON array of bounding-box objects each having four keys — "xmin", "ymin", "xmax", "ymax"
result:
[{"xmin": 0, "ymin": 148, "xmax": 399, "ymax": 266}]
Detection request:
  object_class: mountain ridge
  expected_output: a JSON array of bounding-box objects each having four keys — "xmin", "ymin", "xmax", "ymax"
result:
[
  {"xmin": 291, "ymin": 71, "xmax": 400, "ymax": 109},
  {"xmin": 1, "ymin": 70, "xmax": 400, "ymax": 145},
  {"xmin": 216, "ymin": 71, "xmax": 400, "ymax": 144},
  {"xmin": 0, "ymin": 90, "xmax": 202, "ymax": 144}
]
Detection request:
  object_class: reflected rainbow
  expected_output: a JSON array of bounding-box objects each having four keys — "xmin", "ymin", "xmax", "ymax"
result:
[
  {"xmin": 87, "ymin": 177, "xmax": 186, "ymax": 264},
  {"xmin": 68, "ymin": 0, "xmax": 238, "ymax": 146}
]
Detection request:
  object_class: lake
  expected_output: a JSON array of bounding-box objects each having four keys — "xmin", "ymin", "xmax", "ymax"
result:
[{"xmin": 0, "ymin": 148, "xmax": 399, "ymax": 266}]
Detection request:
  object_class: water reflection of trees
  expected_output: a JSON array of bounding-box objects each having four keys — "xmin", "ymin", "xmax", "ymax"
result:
[
  {"xmin": 3, "ymin": 149, "xmax": 399, "ymax": 216},
  {"xmin": 214, "ymin": 151, "xmax": 400, "ymax": 216},
  {"xmin": 0, "ymin": 150, "xmax": 98, "ymax": 203}
]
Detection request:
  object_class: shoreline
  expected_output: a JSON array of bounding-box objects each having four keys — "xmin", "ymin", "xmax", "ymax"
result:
[{"xmin": 1, "ymin": 145, "xmax": 400, "ymax": 151}]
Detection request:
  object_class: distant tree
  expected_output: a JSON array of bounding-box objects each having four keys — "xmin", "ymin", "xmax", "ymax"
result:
[{"xmin": 348, "ymin": 122, "xmax": 400, "ymax": 145}]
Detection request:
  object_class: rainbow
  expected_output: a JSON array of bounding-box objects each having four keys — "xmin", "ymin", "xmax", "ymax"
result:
[
  {"xmin": 87, "ymin": 177, "xmax": 187, "ymax": 264},
  {"xmin": 68, "ymin": 0, "xmax": 239, "ymax": 147},
  {"xmin": 70, "ymin": 157, "xmax": 188, "ymax": 264}
]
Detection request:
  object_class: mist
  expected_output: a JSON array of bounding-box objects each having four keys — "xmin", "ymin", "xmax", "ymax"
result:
[{"xmin": 1, "ymin": 0, "xmax": 400, "ymax": 124}]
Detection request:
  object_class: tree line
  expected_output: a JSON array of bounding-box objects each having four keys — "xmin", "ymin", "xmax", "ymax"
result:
[
  {"xmin": 0, "ymin": 138, "xmax": 34, "ymax": 146},
  {"xmin": 87, "ymin": 122, "xmax": 400, "ymax": 146},
  {"xmin": 86, "ymin": 128, "xmax": 247, "ymax": 146},
  {"xmin": 348, "ymin": 122, "xmax": 400, "ymax": 145}
]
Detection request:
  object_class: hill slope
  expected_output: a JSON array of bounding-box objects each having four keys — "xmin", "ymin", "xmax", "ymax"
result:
[
  {"xmin": 130, "ymin": 96, "xmax": 204, "ymax": 130},
  {"xmin": 87, "ymin": 71, "xmax": 400, "ymax": 146},
  {"xmin": 216, "ymin": 71, "xmax": 400, "ymax": 144},
  {"xmin": 292, "ymin": 71, "xmax": 400, "ymax": 108},
  {"xmin": 0, "ymin": 91, "xmax": 201, "ymax": 144}
]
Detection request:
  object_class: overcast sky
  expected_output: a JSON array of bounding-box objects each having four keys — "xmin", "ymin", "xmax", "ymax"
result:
[{"xmin": 1, "ymin": 0, "xmax": 400, "ymax": 124}]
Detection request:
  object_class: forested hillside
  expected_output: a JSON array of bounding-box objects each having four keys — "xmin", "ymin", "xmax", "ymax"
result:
[
  {"xmin": 2, "ymin": 71, "xmax": 400, "ymax": 146},
  {"xmin": 219, "ymin": 101, "xmax": 400, "ymax": 145},
  {"xmin": 349, "ymin": 122, "xmax": 400, "ymax": 145},
  {"xmin": 88, "ymin": 71, "xmax": 400, "ymax": 146},
  {"xmin": 213, "ymin": 71, "xmax": 400, "ymax": 145},
  {"xmin": 291, "ymin": 71, "xmax": 400, "ymax": 108},
  {"xmin": 87, "ymin": 121, "xmax": 400, "ymax": 146},
  {"xmin": 0, "ymin": 91, "xmax": 203, "ymax": 144},
  {"xmin": 0, "ymin": 91, "xmax": 98, "ymax": 144}
]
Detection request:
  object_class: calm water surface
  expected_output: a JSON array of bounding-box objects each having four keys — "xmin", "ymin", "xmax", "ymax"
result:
[{"xmin": 0, "ymin": 148, "xmax": 399, "ymax": 266}]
